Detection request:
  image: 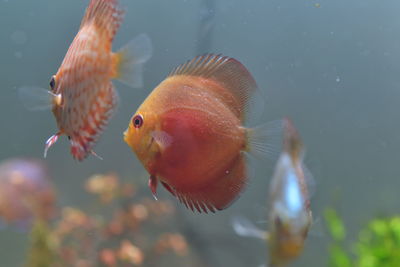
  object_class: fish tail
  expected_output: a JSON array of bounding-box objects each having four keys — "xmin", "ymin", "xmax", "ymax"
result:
[
  {"xmin": 245, "ymin": 119, "xmax": 284, "ymax": 161},
  {"xmin": 80, "ymin": 0, "xmax": 124, "ymax": 42},
  {"xmin": 112, "ymin": 34, "xmax": 153, "ymax": 88},
  {"xmin": 164, "ymin": 155, "xmax": 247, "ymax": 213}
]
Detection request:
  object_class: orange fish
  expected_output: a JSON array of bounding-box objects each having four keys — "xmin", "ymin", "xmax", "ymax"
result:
[
  {"xmin": 124, "ymin": 54, "xmax": 277, "ymax": 213},
  {"xmin": 30, "ymin": 0, "xmax": 152, "ymax": 160}
]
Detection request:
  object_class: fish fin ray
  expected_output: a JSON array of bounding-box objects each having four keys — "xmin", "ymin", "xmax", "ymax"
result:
[
  {"xmin": 151, "ymin": 130, "xmax": 173, "ymax": 152},
  {"xmin": 44, "ymin": 132, "xmax": 61, "ymax": 158},
  {"xmin": 301, "ymin": 163, "xmax": 315, "ymax": 204},
  {"xmin": 90, "ymin": 150, "xmax": 103, "ymax": 160},
  {"xmin": 114, "ymin": 34, "xmax": 153, "ymax": 88},
  {"xmin": 246, "ymin": 119, "xmax": 284, "ymax": 161},
  {"xmin": 231, "ymin": 215, "xmax": 269, "ymax": 240},
  {"xmin": 161, "ymin": 181, "xmax": 175, "ymax": 196},
  {"xmin": 149, "ymin": 175, "xmax": 158, "ymax": 200},
  {"xmin": 168, "ymin": 54, "xmax": 257, "ymax": 120},
  {"xmin": 18, "ymin": 87, "xmax": 53, "ymax": 111},
  {"xmin": 70, "ymin": 84, "xmax": 118, "ymax": 161},
  {"xmin": 80, "ymin": 0, "xmax": 124, "ymax": 42}
]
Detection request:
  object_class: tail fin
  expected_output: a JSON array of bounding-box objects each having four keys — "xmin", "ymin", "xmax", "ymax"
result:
[
  {"xmin": 245, "ymin": 119, "xmax": 284, "ymax": 161},
  {"xmin": 113, "ymin": 34, "xmax": 153, "ymax": 88},
  {"xmin": 80, "ymin": 0, "xmax": 124, "ymax": 42}
]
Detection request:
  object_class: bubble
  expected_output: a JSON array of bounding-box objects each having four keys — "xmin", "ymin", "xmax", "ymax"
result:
[
  {"xmin": 10, "ymin": 30, "xmax": 27, "ymax": 45},
  {"xmin": 336, "ymin": 76, "xmax": 341, "ymax": 82}
]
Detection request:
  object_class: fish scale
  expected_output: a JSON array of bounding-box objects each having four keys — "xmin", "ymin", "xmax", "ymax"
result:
[{"xmin": 124, "ymin": 54, "xmax": 270, "ymax": 213}]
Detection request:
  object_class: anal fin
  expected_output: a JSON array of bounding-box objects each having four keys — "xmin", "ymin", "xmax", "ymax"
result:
[
  {"xmin": 163, "ymin": 155, "xmax": 247, "ymax": 213},
  {"xmin": 70, "ymin": 83, "xmax": 118, "ymax": 161}
]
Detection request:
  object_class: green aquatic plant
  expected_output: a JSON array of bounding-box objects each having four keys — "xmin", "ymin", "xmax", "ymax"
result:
[
  {"xmin": 324, "ymin": 208, "xmax": 351, "ymax": 267},
  {"xmin": 26, "ymin": 220, "xmax": 55, "ymax": 267},
  {"xmin": 24, "ymin": 172, "xmax": 192, "ymax": 267},
  {"xmin": 355, "ymin": 216, "xmax": 400, "ymax": 267},
  {"xmin": 325, "ymin": 208, "xmax": 400, "ymax": 267}
]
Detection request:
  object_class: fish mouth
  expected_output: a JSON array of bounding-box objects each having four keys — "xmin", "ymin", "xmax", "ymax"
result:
[{"xmin": 123, "ymin": 129, "xmax": 129, "ymax": 143}]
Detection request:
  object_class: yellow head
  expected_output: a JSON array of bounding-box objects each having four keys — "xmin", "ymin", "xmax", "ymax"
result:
[{"xmin": 124, "ymin": 109, "xmax": 161, "ymax": 171}]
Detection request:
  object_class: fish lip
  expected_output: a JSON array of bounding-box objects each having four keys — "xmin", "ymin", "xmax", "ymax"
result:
[{"xmin": 123, "ymin": 129, "xmax": 129, "ymax": 143}]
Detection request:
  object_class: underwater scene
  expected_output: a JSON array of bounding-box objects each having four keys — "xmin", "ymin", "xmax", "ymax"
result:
[{"xmin": 2, "ymin": 0, "xmax": 400, "ymax": 266}]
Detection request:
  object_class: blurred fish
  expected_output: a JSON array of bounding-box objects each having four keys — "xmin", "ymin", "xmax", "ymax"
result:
[
  {"xmin": 124, "ymin": 54, "xmax": 279, "ymax": 213},
  {"xmin": 0, "ymin": 159, "xmax": 55, "ymax": 227},
  {"xmin": 20, "ymin": 0, "xmax": 152, "ymax": 161},
  {"xmin": 233, "ymin": 118, "xmax": 312, "ymax": 266}
]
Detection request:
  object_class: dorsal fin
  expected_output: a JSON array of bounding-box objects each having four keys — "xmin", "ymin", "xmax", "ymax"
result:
[
  {"xmin": 283, "ymin": 117, "xmax": 304, "ymax": 162},
  {"xmin": 168, "ymin": 54, "xmax": 257, "ymax": 121},
  {"xmin": 80, "ymin": 0, "xmax": 124, "ymax": 42}
]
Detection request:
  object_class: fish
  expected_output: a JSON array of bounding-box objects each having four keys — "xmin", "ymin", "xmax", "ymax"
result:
[
  {"xmin": 124, "ymin": 53, "xmax": 279, "ymax": 213},
  {"xmin": 20, "ymin": 0, "xmax": 152, "ymax": 161},
  {"xmin": 232, "ymin": 118, "xmax": 312, "ymax": 266}
]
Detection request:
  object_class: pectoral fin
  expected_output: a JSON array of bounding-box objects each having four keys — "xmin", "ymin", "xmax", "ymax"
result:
[{"xmin": 148, "ymin": 175, "xmax": 158, "ymax": 200}]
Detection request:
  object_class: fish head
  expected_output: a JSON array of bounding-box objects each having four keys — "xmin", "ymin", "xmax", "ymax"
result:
[{"xmin": 124, "ymin": 109, "xmax": 162, "ymax": 172}]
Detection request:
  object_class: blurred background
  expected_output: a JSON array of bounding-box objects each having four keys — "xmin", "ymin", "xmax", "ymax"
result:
[{"xmin": 1, "ymin": 0, "xmax": 400, "ymax": 266}]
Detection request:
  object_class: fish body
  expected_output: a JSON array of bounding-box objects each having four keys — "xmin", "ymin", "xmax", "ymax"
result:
[
  {"xmin": 231, "ymin": 119, "xmax": 311, "ymax": 265},
  {"xmin": 267, "ymin": 118, "xmax": 312, "ymax": 266},
  {"xmin": 124, "ymin": 54, "xmax": 270, "ymax": 213},
  {"xmin": 44, "ymin": 0, "xmax": 152, "ymax": 160}
]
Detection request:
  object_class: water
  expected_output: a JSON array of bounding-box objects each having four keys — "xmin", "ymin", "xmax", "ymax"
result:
[{"xmin": 1, "ymin": 0, "xmax": 400, "ymax": 266}]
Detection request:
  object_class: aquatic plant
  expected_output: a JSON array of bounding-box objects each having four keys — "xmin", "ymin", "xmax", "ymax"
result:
[
  {"xmin": 25, "ymin": 172, "xmax": 191, "ymax": 267},
  {"xmin": 325, "ymin": 208, "xmax": 400, "ymax": 267},
  {"xmin": 0, "ymin": 159, "xmax": 55, "ymax": 227}
]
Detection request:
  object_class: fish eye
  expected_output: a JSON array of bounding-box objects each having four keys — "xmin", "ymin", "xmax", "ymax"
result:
[
  {"xmin": 49, "ymin": 75, "xmax": 56, "ymax": 90},
  {"xmin": 132, "ymin": 114, "xmax": 144, "ymax": 128}
]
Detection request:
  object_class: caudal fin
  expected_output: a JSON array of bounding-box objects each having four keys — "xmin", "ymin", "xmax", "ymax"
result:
[
  {"xmin": 80, "ymin": 0, "xmax": 124, "ymax": 42},
  {"xmin": 245, "ymin": 119, "xmax": 284, "ymax": 161},
  {"xmin": 113, "ymin": 34, "xmax": 153, "ymax": 88}
]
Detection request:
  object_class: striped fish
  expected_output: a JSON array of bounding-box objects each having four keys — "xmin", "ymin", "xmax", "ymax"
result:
[{"xmin": 44, "ymin": 0, "xmax": 152, "ymax": 160}]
